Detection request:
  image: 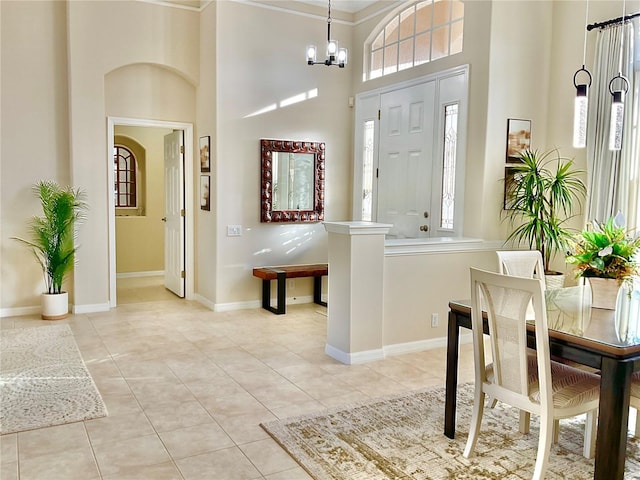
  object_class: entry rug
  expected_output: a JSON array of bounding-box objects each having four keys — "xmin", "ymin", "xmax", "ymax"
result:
[
  {"xmin": 0, "ymin": 324, "xmax": 107, "ymax": 434},
  {"xmin": 262, "ymin": 383, "xmax": 640, "ymax": 479}
]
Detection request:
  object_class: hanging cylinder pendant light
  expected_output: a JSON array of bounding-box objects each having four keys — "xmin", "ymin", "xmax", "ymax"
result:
[
  {"xmin": 573, "ymin": 0, "xmax": 591, "ymax": 149},
  {"xmin": 608, "ymin": 73, "xmax": 629, "ymax": 151},
  {"xmin": 608, "ymin": 0, "xmax": 629, "ymax": 151},
  {"xmin": 573, "ymin": 67, "xmax": 592, "ymax": 148}
]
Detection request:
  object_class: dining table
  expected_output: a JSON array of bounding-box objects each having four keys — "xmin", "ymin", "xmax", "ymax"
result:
[{"xmin": 444, "ymin": 284, "xmax": 640, "ymax": 480}]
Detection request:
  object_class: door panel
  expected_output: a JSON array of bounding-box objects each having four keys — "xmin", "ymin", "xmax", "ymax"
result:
[
  {"xmin": 164, "ymin": 130, "xmax": 185, "ymax": 297},
  {"xmin": 378, "ymin": 81, "xmax": 436, "ymax": 238}
]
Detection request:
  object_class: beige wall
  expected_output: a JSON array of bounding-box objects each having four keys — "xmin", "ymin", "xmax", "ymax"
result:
[
  {"xmin": 114, "ymin": 127, "xmax": 171, "ymax": 274},
  {"xmin": 214, "ymin": 0, "xmax": 352, "ymax": 306},
  {"xmin": 196, "ymin": 1, "xmax": 217, "ymax": 302},
  {"xmin": 1, "ymin": 1, "xmax": 71, "ymax": 308},
  {"xmin": 2, "ymin": 0, "xmax": 639, "ymax": 317}
]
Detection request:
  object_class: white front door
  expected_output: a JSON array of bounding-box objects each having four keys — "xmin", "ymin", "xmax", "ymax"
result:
[
  {"xmin": 378, "ymin": 81, "xmax": 436, "ymax": 238},
  {"xmin": 164, "ymin": 130, "xmax": 185, "ymax": 297}
]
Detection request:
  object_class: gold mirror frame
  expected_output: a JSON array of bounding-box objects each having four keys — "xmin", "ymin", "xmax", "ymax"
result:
[{"xmin": 260, "ymin": 139, "xmax": 325, "ymax": 223}]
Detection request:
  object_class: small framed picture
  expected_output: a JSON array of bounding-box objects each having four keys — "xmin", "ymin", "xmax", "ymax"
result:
[
  {"xmin": 200, "ymin": 175, "xmax": 210, "ymax": 211},
  {"xmin": 503, "ymin": 166, "xmax": 518, "ymax": 210},
  {"xmin": 506, "ymin": 119, "xmax": 531, "ymax": 163},
  {"xmin": 199, "ymin": 136, "xmax": 211, "ymax": 172}
]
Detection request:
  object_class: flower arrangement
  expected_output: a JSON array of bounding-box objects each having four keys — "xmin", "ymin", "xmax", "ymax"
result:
[{"xmin": 566, "ymin": 213, "xmax": 640, "ymax": 285}]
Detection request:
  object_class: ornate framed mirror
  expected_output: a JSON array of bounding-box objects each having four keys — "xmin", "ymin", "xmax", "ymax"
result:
[{"xmin": 260, "ymin": 139, "xmax": 325, "ymax": 223}]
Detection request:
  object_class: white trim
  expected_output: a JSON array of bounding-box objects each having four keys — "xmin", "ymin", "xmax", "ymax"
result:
[
  {"xmin": 227, "ymin": 0, "xmax": 352, "ymax": 24},
  {"xmin": 211, "ymin": 299, "xmax": 261, "ymax": 312},
  {"xmin": 323, "ymin": 221, "xmax": 392, "ymax": 236},
  {"xmin": 134, "ymin": 0, "xmax": 202, "ymax": 12},
  {"xmin": 384, "ymin": 239, "xmax": 504, "ymax": 256},
  {"xmin": 107, "ymin": 117, "xmax": 195, "ymax": 308},
  {"xmin": 116, "ymin": 271, "xmax": 165, "ymax": 279},
  {"xmin": 73, "ymin": 303, "xmax": 111, "ymax": 314},
  {"xmin": 207, "ymin": 295, "xmax": 323, "ymax": 313},
  {"xmin": 325, "ymin": 344, "xmax": 385, "ymax": 365}
]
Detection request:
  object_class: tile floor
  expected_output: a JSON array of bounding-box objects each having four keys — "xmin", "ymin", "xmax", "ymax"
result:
[{"xmin": 0, "ymin": 277, "xmax": 476, "ymax": 479}]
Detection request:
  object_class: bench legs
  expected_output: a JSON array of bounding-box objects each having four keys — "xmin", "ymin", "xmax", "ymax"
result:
[
  {"xmin": 262, "ymin": 271, "xmax": 286, "ymax": 315},
  {"xmin": 314, "ymin": 276, "xmax": 327, "ymax": 307},
  {"xmin": 261, "ymin": 274, "xmax": 327, "ymax": 315}
]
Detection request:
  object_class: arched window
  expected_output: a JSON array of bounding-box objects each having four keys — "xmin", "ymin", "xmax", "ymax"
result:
[
  {"xmin": 114, "ymin": 145, "xmax": 137, "ymax": 208},
  {"xmin": 366, "ymin": 0, "xmax": 464, "ymax": 81}
]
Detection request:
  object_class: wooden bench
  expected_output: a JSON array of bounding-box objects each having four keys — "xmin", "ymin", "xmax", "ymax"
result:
[{"xmin": 252, "ymin": 264, "xmax": 328, "ymax": 314}]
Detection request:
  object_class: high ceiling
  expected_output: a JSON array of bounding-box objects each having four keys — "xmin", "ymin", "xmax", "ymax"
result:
[
  {"xmin": 298, "ymin": 0, "xmax": 378, "ymax": 13},
  {"xmin": 149, "ymin": 0, "xmax": 380, "ymax": 14}
]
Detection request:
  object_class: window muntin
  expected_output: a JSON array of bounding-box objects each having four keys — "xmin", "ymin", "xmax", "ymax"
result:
[
  {"xmin": 367, "ymin": 0, "xmax": 464, "ymax": 81},
  {"xmin": 114, "ymin": 146, "xmax": 137, "ymax": 208}
]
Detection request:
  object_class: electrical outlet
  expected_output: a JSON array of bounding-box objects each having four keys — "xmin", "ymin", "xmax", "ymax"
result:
[
  {"xmin": 227, "ymin": 225, "xmax": 242, "ymax": 237},
  {"xmin": 431, "ymin": 313, "xmax": 439, "ymax": 328},
  {"xmin": 288, "ymin": 279, "xmax": 295, "ymax": 289}
]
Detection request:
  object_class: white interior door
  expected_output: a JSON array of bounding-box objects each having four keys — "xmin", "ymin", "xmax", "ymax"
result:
[
  {"xmin": 378, "ymin": 81, "xmax": 436, "ymax": 238},
  {"xmin": 164, "ymin": 130, "xmax": 185, "ymax": 297}
]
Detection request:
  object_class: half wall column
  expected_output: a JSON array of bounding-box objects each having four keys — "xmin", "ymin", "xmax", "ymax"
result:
[{"xmin": 323, "ymin": 221, "xmax": 392, "ymax": 364}]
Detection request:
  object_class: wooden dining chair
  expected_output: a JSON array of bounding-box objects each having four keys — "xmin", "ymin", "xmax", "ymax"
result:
[
  {"xmin": 464, "ymin": 268, "xmax": 600, "ymax": 480},
  {"xmin": 496, "ymin": 250, "xmax": 546, "ymax": 290}
]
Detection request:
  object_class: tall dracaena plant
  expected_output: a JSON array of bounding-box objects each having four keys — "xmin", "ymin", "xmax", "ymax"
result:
[
  {"xmin": 13, "ymin": 181, "xmax": 88, "ymax": 294},
  {"xmin": 504, "ymin": 149, "xmax": 586, "ymax": 273}
]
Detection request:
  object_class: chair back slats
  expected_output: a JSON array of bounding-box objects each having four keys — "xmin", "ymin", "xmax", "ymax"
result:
[
  {"xmin": 496, "ymin": 250, "xmax": 546, "ymax": 290},
  {"xmin": 481, "ymin": 283, "xmax": 532, "ymax": 395}
]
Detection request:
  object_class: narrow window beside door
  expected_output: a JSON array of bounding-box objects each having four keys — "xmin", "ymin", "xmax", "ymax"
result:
[
  {"xmin": 362, "ymin": 120, "xmax": 375, "ymax": 221},
  {"xmin": 440, "ymin": 103, "xmax": 458, "ymax": 230}
]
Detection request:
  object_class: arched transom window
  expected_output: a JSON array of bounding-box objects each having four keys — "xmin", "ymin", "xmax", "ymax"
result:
[{"xmin": 366, "ymin": 0, "xmax": 464, "ymax": 80}]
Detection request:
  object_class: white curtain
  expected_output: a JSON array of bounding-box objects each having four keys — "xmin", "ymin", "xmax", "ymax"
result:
[{"xmin": 587, "ymin": 19, "xmax": 638, "ymax": 231}]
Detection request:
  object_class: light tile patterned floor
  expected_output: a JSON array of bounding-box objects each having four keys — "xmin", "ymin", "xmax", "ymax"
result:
[{"xmin": 0, "ymin": 278, "xmax": 478, "ymax": 479}]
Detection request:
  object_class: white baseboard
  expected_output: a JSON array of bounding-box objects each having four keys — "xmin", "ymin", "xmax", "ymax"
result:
[
  {"xmin": 201, "ymin": 295, "xmax": 318, "ymax": 313},
  {"xmin": 325, "ymin": 344, "xmax": 385, "ymax": 365},
  {"xmin": 73, "ymin": 303, "xmax": 110, "ymax": 314},
  {"xmin": 324, "ymin": 332, "xmax": 472, "ymax": 365},
  {"xmin": 116, "ymin": 271, "xmax": 164, "ymax": 279}
]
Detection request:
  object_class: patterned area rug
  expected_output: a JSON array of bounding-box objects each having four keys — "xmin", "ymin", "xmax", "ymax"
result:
[
  {"xmin": 262, "ymin": 383, "xmax": 640, "ymax": 479},
  {"xmin": 0, "ymin": 324, "xmax": 107, "ymax": 435}
]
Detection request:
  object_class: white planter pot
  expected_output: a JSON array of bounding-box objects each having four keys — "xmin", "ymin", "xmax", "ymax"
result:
[
  {"xmin": 41, "ymin": 292, "xmax": 69, "ymax": 320},
  {"xmin": 545, "ymin": 273, "xmax": 565, "ymax": 290},
  {"xmin": 587, "ymin": 277, "xmax": 619, "ymax": 310}
]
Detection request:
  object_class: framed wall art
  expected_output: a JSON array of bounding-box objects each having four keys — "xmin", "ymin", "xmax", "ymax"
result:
[
  {"xmin": 505, "ymin": 119, "xmax": 531, "ymax": 163},
  {"xmin": 503, "ymin": 166, "xmax": 518, "ymax": 210},
  {"xmin": 199, "ymin": 136, "xmax": 211, "ymax": 172},
  {"xmin": 200, "ymin": 175, "xmax": 210, "ymax": 211}
]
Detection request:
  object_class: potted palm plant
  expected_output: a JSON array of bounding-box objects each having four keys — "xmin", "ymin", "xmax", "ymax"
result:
[
  {"xmin": 13, "ymin": 180, "xmax": 88, "ymax": 319},
  {"xmin": 566, "ymin": 213, "xmax": 640, "ymax": 309},
  {"xmin": 503, "ymin": 149, "xmax": 586, "ymax": 288}
]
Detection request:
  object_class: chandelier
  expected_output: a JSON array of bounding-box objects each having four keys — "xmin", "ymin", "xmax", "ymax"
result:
[{"xmin": 306, "ymin": 0, "xmax": 348, "ymax": 68}]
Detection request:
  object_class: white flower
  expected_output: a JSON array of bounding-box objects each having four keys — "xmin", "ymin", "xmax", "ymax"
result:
[
  {"xmin": 598, "ymin": 246, "xmax": 613, "ymax": 257},
  {"xmin": 613, "ymin": 211, "xmax": 626, "ymax": 229}
]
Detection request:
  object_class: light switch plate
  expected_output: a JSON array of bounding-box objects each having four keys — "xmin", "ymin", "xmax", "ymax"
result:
[{"xmin": 227, "ymin": 225, "xmax": 242, "ymax": 236}]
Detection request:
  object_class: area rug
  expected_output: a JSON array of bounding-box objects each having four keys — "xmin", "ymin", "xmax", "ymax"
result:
[
  {"xmin": 0, "ymin": 324, "xmax": 107, "ymax": 435},
  {"xmin": 261, "ymin": 383, "xmax": 640, "ymax": 480}
]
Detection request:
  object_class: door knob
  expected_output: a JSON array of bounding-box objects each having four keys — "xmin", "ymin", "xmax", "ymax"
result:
[
  {"xmin": 420, "ymin": 225, "xmax": 429, "ymax": 232},
  {"xmin": 161, "ymin": 217, "xmax": 167, "ymax": 222}
]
